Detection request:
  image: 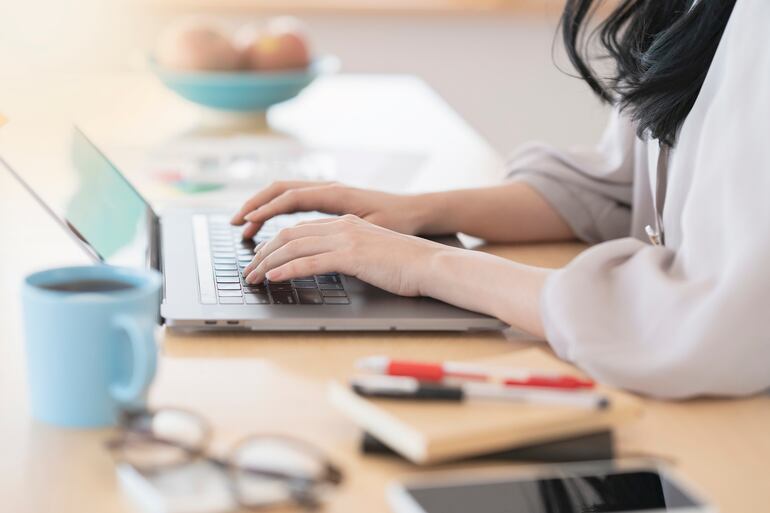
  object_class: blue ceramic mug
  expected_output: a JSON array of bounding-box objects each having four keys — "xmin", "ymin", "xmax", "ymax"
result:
[{"xmin": 22, "ymin": 265, "xmax": 161, "ymax": 428}]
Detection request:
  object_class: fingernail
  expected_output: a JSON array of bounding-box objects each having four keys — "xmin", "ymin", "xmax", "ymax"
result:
[
  {"xmin": 246, "ymin": 271, "xmax": 259, "ymax": 284},
  {"xmin": 266, "ymin": 269, "xmax": 281, "ymax": 281}
]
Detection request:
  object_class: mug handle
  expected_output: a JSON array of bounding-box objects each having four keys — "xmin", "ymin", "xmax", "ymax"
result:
[{"xmin": 110, "ymin": 315, "xmax": 158, "ymax": 406}]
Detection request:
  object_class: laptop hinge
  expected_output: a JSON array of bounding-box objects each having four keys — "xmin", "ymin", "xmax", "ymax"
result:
[{"xmin": 148, "ymin": 213, "xmax": 162, "ymax": 272}]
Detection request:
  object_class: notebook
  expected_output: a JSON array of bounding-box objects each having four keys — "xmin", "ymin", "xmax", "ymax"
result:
[
  {"xmin": 361, "ymin": 430, "xmax": 615, "ymax": 463},
  {"xmin": 328, "ymin": 348, "xmax": 642, "ymax": 464}
]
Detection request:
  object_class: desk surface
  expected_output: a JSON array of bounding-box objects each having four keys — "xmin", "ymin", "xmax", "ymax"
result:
[{"xmin": 0, "ymin": 73, "xmax": 768, "ymax": 513}]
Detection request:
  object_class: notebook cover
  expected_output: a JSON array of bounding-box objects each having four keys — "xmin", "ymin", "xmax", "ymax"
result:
[
  {"xmin": 361, "ymin": 430, "xmax": 615, "ymax": 463},
  {"xmin": 328, "ymin": 348, "xmax": 642, "ymax": 464}
]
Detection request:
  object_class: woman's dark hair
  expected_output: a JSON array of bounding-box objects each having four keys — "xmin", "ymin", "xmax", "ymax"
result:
[{"xmin": 561, "ymin": 0, "xmax": 737, "ymax": 146}]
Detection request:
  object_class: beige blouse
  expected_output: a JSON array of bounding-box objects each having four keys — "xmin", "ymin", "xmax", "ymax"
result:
[{"xmin": 508, "ymin": 0, "xmax": 770, "ymax": 398}]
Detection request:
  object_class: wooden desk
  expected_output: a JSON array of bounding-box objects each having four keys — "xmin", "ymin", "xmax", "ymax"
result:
[{"xmin": 0, "ymin": 73, "xmax": 768, "ymax": 513}]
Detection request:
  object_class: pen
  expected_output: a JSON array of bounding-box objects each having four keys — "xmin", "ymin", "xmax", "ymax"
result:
[
  {"xmin": 356, "ymin": 356, "xmax": 595, "ymax": 390},
  {"xmin": 350, "ymin": 375, "xmax": 610, "ymax": 410}
]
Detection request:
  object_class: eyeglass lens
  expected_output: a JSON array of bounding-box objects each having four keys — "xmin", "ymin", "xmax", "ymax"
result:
[
  {"xmin": 117, "ymin": 409, "xmax": 209, "ymax": 470},
  {"xmin": 230, "ymin": 437, "xmax": 331, "ymax": 508}
]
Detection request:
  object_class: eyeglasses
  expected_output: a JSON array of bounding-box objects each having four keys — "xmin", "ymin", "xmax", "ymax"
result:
[{"xmin": 106, "ymin": 408, "xmax": 344, "ymax": 511}]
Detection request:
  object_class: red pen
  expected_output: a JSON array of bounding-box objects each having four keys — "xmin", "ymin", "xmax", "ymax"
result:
[{"xmin": 355, "ymin": 356, "xmax": 595, "ymax": 390}]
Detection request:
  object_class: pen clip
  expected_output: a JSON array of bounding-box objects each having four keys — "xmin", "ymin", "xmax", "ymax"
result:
[{"xmin": 645, "ymin": 225, "xmax": 662, "ymax": 246}]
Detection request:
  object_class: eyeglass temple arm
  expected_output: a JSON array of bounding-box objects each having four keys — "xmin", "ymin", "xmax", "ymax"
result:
[
  {"xmin": 111, "ymin": 416, "xmax": 343, "ymax": 487},
  {"xmin": 207, "ymin": 456, "xmax": 320, "ymax": 483}
]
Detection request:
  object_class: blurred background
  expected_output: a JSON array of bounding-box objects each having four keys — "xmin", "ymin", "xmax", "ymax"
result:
[{"xmin": 0, "ymin": 0, "xmax": 609, "ymax": 154}]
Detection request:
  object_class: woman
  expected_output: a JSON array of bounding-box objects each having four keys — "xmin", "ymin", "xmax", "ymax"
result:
[{"xmin": 231, "ymin": 0, "xmax": 770, "ymax": 399}]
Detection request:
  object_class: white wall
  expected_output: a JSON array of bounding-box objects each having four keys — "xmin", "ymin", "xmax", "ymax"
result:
[{"xmin": 298, "ymin": 13, "xmax": 610, "ymax": 154}]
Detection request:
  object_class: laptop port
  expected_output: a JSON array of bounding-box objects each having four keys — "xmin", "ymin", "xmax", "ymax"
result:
[
  {"xmin": 226, "ymin": 320, "xmax": 239, "ymax": 325},
  {"xmin": 204, "ymin": 320, "xmax": 217, "ymax": 325}
]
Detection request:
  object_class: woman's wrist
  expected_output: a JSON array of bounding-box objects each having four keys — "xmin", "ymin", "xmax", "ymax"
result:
[
  {"xmin": 419, "ymin": 246, "xmax": 550, "ymax": 337},
  {"xmin": 417, "ymin": 246, "xmax": 463, "ymax": 299},
  {"xmin": 406, "ymin": 191, "xmax": 458, "ymax": 235}
]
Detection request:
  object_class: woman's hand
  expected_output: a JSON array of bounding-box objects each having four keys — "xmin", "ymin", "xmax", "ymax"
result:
[
  {"xmin": 230, "ymin": 181, "xmax": 430, "ymax": 239},
  {"xmin": 232, "ymin": 182, "xmax": 561, "ymax": 338},
  {"xmin": 241, "ymin": 214, "xmax": 450, "ymax": 297},
  {"xmin": 241, "ymin": 213, "xmax": 552, "ymax": 337}
]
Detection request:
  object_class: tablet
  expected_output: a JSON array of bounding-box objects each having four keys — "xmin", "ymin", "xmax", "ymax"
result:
[{"xmin": 388, "ymin": 462, "xmax": 714, "ymax": 513}]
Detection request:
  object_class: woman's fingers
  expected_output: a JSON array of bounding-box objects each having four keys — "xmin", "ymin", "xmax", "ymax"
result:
[
  {"xmin": 245, "ymin": 235, "xmax": 339, "ymax": 284},
  {"xmin": 230, "ymin": 180, "xmax": 334, "ymax": 225},
  {"xmin": 240, "ymin": 221, "xmax": 262, "ymax": 240},
  {"xmin": 242, "ymin": 213, "xmax": 339, "ymax": 241},
  {"xmin": 295, "ymin": 216, "xmax": 340, "ymax": 227},
  {"xmin": 230, "ymin": 181, "xmax": 290, "ymax": 225},
  {"xmin": 243, "ymin": 185, "xmax": 351, "ymax": 228},
  {"xmin": 236, "ymin": 214, "xmax": 440, "ymax": 298},
  {"xmin": 265, "ymin": 253, "xmax": 344, "ymax": 283},
  {"xmin": 242, "ymin": 220, "xmax": 347, "ymax": 277}
]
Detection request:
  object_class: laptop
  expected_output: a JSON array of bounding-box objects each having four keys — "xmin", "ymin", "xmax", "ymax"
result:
[{"xmin": 1, "ymin": 126, "xmax": 505, "ymax": 331}]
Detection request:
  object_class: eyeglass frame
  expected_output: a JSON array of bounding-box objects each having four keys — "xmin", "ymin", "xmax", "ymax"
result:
[{"xmin": 106, "ymin": 407, "xmax": 344, "ymax": 511}]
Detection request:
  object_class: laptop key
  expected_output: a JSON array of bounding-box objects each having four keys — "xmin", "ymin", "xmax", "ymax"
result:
[
  {"xmin": 219, "ymin": 297, "xmax": 243, "ymax": 304},
  {"xmin": 316, "ymin": 275, "xmax": 340, "ymax": 284},
  {"xmin": 244, "ymin": 293, "xmax": 270, "ymax": 304},
  {"xmin": 216, "ymin": 277, "xmax": 240, "ymax": 283},
  {"xmin": 319, "ymin": 283, "xmax": 344, "ymax": 290},
  {"xmin": 214, "ymin": 265, "xmax": 237, "ymax": 271},
  {"xmin": 218, "ymin": 290, "xmax": 243, "ymax": 297},
  {"xmin": 215, "ymin": 271, "xmax": 239, "ymax": 277},
  {"xmin": 270, "ymin": 290, "xmax": 297, "ymax": 305},
  {"xmin": 214, "ymin": 258, "xmax": 237, "ymax": 265},
  {"xmin": 244, "ymin": 284, "xmax": 268, "ymax": 293},
  {"xmin": 217, "ymin": 283, "xmax": 241, "ymax": 290},
  {"xmin": 297, "ymin": 289, "xmax": 324, "ymax": 305},
  {"xmin": 323, "ymin": 297, "xmax": 350, "ymax": 305},
  {"xmin": 292, "ymin": 281, "xmax": 318, "ymax": 289},
  {"xmin": 268, "ymin": 281, "xmax": 293, "ymax": 290},
  {"xmin": 213, "ymin": 252, "xmax": 236, "ymax": 259},
  {"xmin": 320, "ymin": 289, "xmax": 347, "ymax": 297}
]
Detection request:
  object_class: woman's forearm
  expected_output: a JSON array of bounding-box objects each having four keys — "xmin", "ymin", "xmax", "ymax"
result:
[
  {"xmin": 420, "ymin": 247, "xmax": 551, "ymax": 337},
  {"xmin": 413, "ymin": 181, "xmax": 575, "ymax": 243}
]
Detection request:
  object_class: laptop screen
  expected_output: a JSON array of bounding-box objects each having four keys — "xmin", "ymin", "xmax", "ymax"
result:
[{"xmin": 0, "ymin": 119, "xmax": 156, "ymax": 269}]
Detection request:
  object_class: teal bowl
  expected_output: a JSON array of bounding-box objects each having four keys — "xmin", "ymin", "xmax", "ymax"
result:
[{"xmin": 149, "ymin": 55, "xmax": 339, "ymax": 112}]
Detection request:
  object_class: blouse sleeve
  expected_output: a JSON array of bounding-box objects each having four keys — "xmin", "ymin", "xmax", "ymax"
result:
[
  {"xmin": 507, "ymin": 109, "xmax": 638, "ymax": 244},
  {"xmin": 538, "ymin": 0, "xmax": 770, "ymax": 399}
]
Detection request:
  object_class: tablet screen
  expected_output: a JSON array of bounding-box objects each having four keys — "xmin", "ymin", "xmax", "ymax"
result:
[{"xmin": 405, "ymin": 470, "xmax": 701, "ymax": 513}]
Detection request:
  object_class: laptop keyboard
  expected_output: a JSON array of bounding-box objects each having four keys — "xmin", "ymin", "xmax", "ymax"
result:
[{"xmin": 200, "ymin": 215, "xmax": 350, "ymax": 306}]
